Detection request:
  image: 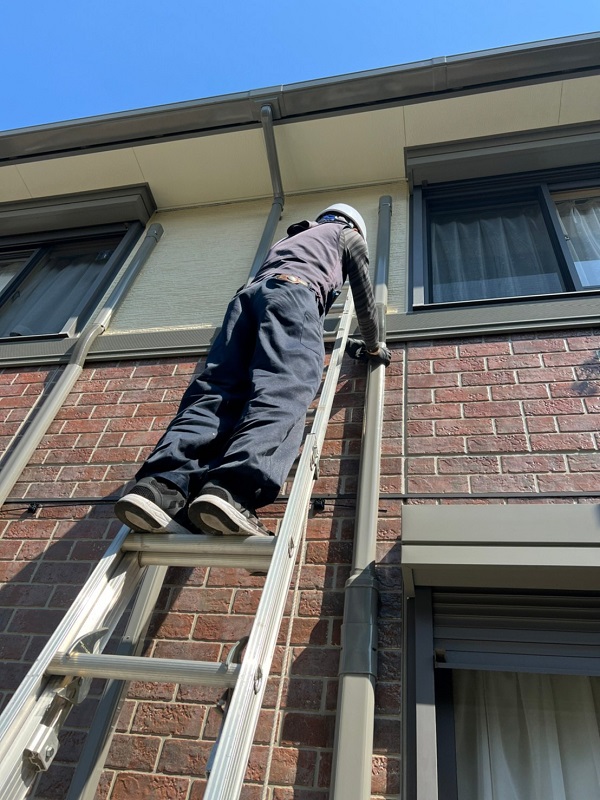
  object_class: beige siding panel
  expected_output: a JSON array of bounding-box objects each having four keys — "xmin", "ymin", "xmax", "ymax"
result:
[
  {"xmin": 16, "ymin": 150, "xmax": 145, "ymax": 198},
  {"xmin": 404, "ymin": 83, "xmax": 562, "ymax": 146},
  {"xmin": 558, "ymin": 75, "xmax": 600, "ymax": 125},
  {"xmin": 276, "ymin": 107, "xmax": 406, "ymax": 192},
  {"xmin": 0, "ymin": 166, "xmax": 31, "ymax": 202},
  {"xmin": 109, "ymin": 182, "xmax": 407, "ymax": 334},
  {"xmin": 133, "ymin": 130, "xmax": 272, "ymax": 209},
  {"xmin": 109, "ymin": 198, "xmax": 271, "ymax": 332}
]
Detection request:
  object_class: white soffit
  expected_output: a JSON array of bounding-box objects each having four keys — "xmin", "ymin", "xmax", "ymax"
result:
[
  {"xmin": 16, "ymin": 149, "xmax": 145, "ymax": 198},
  {"xmin": 404, "ymin": 81, "xmax": 563, "ymax": 146},
  {"xmin": 559, "ymin": 75, "xmax": 600, "ymax": 125},
  {"xmin": 0, "ymin": 166, "xmax": 31, "ymax": 202},
  {"xmin": 276, "ymin": 107, "xmax": 406, "ymax": 192},
  {"xmin": 132, "ymin": 128, "xmax": 271, "ymax": 208}
]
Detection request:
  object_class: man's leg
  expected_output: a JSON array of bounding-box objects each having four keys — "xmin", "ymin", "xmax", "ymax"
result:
[
  {"xmin": 189, "ymin": 279, "xmax": 325, "ymax": 535},
  {"xmin": 115, "ymin": 287, "xmax": 256, "ymax": 532}
]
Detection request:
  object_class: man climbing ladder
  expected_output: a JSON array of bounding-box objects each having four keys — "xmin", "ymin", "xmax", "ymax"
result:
[{"xmin": 115, "ymin": 202, "xmax": 391, "ymax": 538}]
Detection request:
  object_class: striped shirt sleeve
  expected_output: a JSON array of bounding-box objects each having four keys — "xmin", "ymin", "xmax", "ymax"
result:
[{"xmin": 342, "ymin": 228, "xmax": 379, "ymax": 351}]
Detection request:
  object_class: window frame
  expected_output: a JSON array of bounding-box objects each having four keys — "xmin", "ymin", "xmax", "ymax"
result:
[
  {"xmin": 411, "ymin": 164, "xmax": 600, "ymax": 310},
  {"xmin": 0, "ymin": 222, "xmax": 143, "ymax": 341}
]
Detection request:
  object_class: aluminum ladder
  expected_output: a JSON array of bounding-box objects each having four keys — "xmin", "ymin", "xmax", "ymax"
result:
[{"xmin": 0, "ymin": 290, "xmax": 356, "ymax": 800}]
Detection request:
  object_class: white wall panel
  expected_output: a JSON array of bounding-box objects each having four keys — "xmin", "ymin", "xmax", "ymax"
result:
[
  {"xmin": 276, "ymin": 108, "xmax": 405, "ymax": 192},
  {"xmin": 17, "ymin": 150, "xmax": 145, "ymax": 198},
  {"xmin": 133, "ymin": 130, "xmax": 272, "ymax": 208},
  {"xmin": 0, "ymin": 166, "xmax": 30, "ymax": 202},
  {"xmin": 404, "ymin": 83, "xmax": 562, "ymax": 146},
  {"xmin": 559, "ymin": 76, "xmax": 600, "ymax": 125}
]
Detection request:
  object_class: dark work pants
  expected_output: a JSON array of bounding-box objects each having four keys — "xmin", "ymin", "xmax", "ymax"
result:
[{"xmin": 136, "ymin": 278, "xmax": 325, "ymax": 509}]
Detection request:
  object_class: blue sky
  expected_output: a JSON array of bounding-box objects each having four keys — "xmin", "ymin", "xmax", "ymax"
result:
[{"xmin": 1, "ymin": 1, "xmax": 599, "ymax": 132}]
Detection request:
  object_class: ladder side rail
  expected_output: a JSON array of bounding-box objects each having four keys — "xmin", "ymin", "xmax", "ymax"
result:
[
  {"xmin": 65, "ymin": 565, "xmax": 168, "ymax": 800},
  {"xmin": 0, "ymin": 530, "xmax": 145, "ymax": 799},
  {"xmin": 204, "ymin": 293, "xmax": 356, "ymax": 800}
]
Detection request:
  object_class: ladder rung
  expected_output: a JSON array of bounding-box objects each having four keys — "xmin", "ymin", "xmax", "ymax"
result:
[
  {"xmin": 47, "ymin": 653, "xmax": 240, "ymax": 687},
  {"xmin": 123, "ymin": 533, "xmax": 276, "ymax": 571}
]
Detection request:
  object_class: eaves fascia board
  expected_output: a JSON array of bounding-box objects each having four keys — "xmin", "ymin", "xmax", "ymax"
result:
[{"xmin": 1, "ymin": 33, "xmax": 599, "ymax": 165}]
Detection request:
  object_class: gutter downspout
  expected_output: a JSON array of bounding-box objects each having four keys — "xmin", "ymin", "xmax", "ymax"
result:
[
  {"xmin": 0, "ymin": 223, "xmax": 164, "ymax": 508},
  {"xmin": 246, "ymin": 104, "xmax": 285, "ymax": 283},
  {"xmin": 330, "ymin": 195, "xmax": 392, "ymax": 800}
]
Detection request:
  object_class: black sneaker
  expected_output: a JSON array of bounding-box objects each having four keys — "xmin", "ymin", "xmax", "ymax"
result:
[
  {"xmin": 188, "ymin": 483, "xmax": 271, "ymax": 537},
  {"xmin": 114, "ymin": 477, "xmax": 189, "ymax": 534}
]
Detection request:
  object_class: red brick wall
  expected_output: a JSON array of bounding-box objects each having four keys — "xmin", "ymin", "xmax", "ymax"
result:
[{"xmin": 0, "ymin": 327, "xmax": 597, "ymax": 798}]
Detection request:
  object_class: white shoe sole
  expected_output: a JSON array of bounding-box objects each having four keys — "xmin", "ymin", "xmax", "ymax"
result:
[
  {"xmin": 189, "ymin": 494, "xmax": 270, "ymax": 537},
  {"xmin": 115, "ymin": 493, "xmax": 190, "ymax": 535}
]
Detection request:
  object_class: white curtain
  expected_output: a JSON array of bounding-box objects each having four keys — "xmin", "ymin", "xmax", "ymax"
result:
[
  {"xmin": 430, "ymin": 203, "xmax": 563, "ymax": 303},
  {"xmin": 454, "ymin": 670, "xmax": 600, "ymax": 800},
  {"xmin": 555, "ymin": 197, "xmax": 600, "ymax": 288}
]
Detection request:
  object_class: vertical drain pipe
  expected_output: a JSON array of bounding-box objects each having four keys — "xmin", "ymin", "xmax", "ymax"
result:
[
  {"xmin": 330, "ymin": 196, "xmax": 393, "ymax": 800},
  {"xmin": 0, "ymin": 224, "xmax": 163, "ymax": 508},
  {"xmin": 246, "ymin": 104, "xmax": 285, "ymax": 283}
]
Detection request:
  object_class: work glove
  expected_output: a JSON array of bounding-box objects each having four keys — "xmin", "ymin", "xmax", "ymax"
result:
[{"xmin": 346, "ymin": 338, "xmax": 392, "ymax": 367}]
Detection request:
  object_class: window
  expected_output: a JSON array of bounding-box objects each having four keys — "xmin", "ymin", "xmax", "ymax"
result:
[
  {"xmin": 407, "ymin": 588, "xmax": 600, "ymax": 800},
  {"xmin": 411, "ymin": 166, "xmax": 600, "ymax": 308},
  {"xmin": 0, "ymin": 224, "xmax": 142, "ymax": 340},
  {"xmin": 401, "ymin": 504, "xmax": 600, "ymax": 800}
]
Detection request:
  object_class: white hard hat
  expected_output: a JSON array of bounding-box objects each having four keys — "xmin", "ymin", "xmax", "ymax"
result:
[{"xmin": 316, "ymin": 203, "xmax": 367, "ymax": 242}]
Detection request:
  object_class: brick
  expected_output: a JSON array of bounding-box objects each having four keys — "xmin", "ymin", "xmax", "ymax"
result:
[
  {"xmin": 526, "ymin": 415, "xmax": 557, "ymax": 433},
  {"xmin": 435, "ymin": 387, "xmax": 489, "ymax": 403},
  {"xmin": 111, "ymin": 773, "xmax": 190, "ymax": 800},
  {"xmin": 568, "ymin": 454, "xmax": 600, "ymax": 472},
  {"xmin": 530, "ymin": 433, "xmax": 596, "ymax": 452},
  {"xmin": 408, "ymin": 403, "xmax": 461, "ymax": 420},
  {"xmin": 408, "ymin": 373, "xmax": 459, "ymax": 389},
  {"xmin": 407, "ymin": 419, "xmax": 434, "ymax": 436},
  {"xmin": 132, "ymin": 702, "xmax": 204, "ymax": 737},
  {"xmin": 470, "ymin": 474, "xmax": 536, "ymax": 492},
  {"xmin": 464, "ymin": 401, "xmax": 521, "ymax": 418},
  {"xmin": 281, "ymin": 712, "xmax": 334, "ymax": 748},
  {"xmin": 491, "ymin": 383, "xmax": 549, "ymax": 400},
  {"xmin": 408, "ymin": 344, "xmax": 457, "ymax": 360},
  {"xmin": 557, "ymin": 414, "xmax": 600, "ymax": 432},
  {"xmin": 458, "ymin": 341, "xmax": 511, "ymax": 357},
  {"xmin": 438, "ymin": 456, "xmax": 499, "ymax": 474},
  {"xmin": 467, "ymin": 435, "xmax": 528, "ymax": 454},
  {"xmin": 567, "ymin": 336, "xmax": 600, "ymax": 350},
  {"xmin": 298, "ymin": 590, "xmax": 345, "ymax": 618},
  {"xmin": 408, "ymin": 436, "xmax": 466, "ymax": 455},
  {"xmin": 433, "ymin": 357, "xmax": 485, "ymax": 372},
  {"xmin": 407, "ymin": 476, "xmax": 469, "ymax": 493},
  {"xmin": 543, "ymin": 350, "xmax": 599, "ymax": 367},
  {"xmin": 192, "ymin": 614, "xmax": 253, "ymax": 642},
  {"xmin": 435, "ymin": 419, "xmax": 493, "ymax": 436},
  {"xmin": 517, "ymin": 367, "xmax": 575, "ymax": 383},
  {"xmin": 487, "ymin": 354, "xmax": 542, "ymax": 369},
  {"xmin": 462, "ymin": 370, "xmax": 517, "ymax": 387},
  {"xmin": 555, "ymin": 380, "xmax": 600, "ymax": 397},
  {"xmin": 406, "ymin": 457, "xmax": 436, "ymax": 474},
  {"xmin": 8, "ymin": 609, "xmax": 64, "ymax": 634},
  {"xmin": 406, "ymin": 388, "xmax": 434, "ymax": 404},
  {"xmin": 523, "ymin": 398, "xmax": 585, "ymax": 416},
  {"xmin": 501, "ymin": 455, "xmax": 566, "ymax": 473},
  {"xmin": 4, "ymin": 520, "xmax": 57, "ymax": 540},
  {"xmin": 149, "ymin": 613, "xmax": 194, "ymax": 639},
  {"xmin": 170, "ymin": 588, "xmax": 232, "ymax": 614},
  {"xmin": 158, "ymin": 739, "xmax": 213, "ymax": 776},
  {"xmin": 538, "ymin": 474, "xmax": 600, "ymax": 492},
  {"xmin": 371, "ymin": 755, "xmax": 401, "ymax": 794},
  {"xmin": 289, "ymin": 647, "xmax": 339, "ymax": 677},
  {"xmin": 513, "ymin": 337, "xmax": 566, "ymax": 353}
]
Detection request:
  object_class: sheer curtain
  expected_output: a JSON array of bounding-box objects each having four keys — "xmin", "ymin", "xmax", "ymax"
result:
[
  {"xmin": 430, "ymin": 203, "xmax": 564, "ymax": 303},
  {"xmin": 0, "ymin": 241, "xmax": 115, "ymax": 338},
  {"xmin": 454, "ymin": 670, "xmax": 600, "ymax": 800},
  {"xmin": 555, "ymin": 197, "xmax": 600, "ymax": 288}
]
